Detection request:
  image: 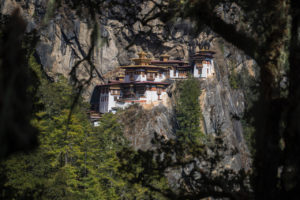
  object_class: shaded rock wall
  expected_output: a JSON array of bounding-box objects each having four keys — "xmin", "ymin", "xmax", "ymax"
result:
[{"xmin": 118, "ymin": 104, "xmax": 176, "ymax": 151}]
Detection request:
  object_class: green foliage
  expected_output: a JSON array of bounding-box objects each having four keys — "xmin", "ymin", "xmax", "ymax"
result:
[
  {"xmin": 0, "ymin": 55, "xmax": 143, "ymax": 200},
  {"xmin": 219, "ymin": 40, "xmax": 225, "ymax": 55},
  {"xmin": 117, "ymin": 147, "xmax": 170, "ymax": 200},
  {"xmin": 175, "ymin": 77, "xmax": 205, "ymax": 147},
  {"xmin": 229, "ymin": 68, "xmax": 239, "ymax": 89},
  {"xmin": 242, "ymin": 119, "xmax": 256, "ymax": 156}
]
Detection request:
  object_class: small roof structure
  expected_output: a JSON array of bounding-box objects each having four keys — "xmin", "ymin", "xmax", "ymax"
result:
[
  {"xmin": 121, "ymin": 52, "xmax": 166, "ymax": 70},
  {"xmin": 191, "ymin": 50, "xmax": 216, "ymax": 60}
]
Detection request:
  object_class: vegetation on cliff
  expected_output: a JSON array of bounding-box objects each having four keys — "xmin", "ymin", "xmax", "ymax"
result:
[
  {"xmin": 175, "ymin": 77, "xmax": 205, "ymax": 146},
  {"xmin": 0, "ymin": 55, "xmax": 158, "ymax": 200}
]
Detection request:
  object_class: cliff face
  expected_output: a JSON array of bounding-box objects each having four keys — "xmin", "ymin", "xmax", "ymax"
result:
[{"xmin": 1, "ymin": 0, "xmax": 256, "ymax": 170}]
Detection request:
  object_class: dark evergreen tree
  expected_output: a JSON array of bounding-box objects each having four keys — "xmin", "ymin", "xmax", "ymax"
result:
[{"xmin": 175, "ymin": 77, "xmax": 205, "ymax": 147}]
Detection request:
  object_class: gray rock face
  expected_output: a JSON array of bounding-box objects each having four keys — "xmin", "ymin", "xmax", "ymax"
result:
[
  {"xmin": 1, "ymin": 0, "xmax": 256, "ymax": 171},
  {"xmin": 118, "ymin": 104, "xmax": 176, "ymax": 151}
]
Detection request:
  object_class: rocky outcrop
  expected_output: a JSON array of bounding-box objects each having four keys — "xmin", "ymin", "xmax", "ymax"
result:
[
  {"xmin": 118, "ymin": 104, "xmax": 176, "ymax": 151},
  {"xmin": 1, "ymin": 0, "xmax": 213, "ymax": 97}
]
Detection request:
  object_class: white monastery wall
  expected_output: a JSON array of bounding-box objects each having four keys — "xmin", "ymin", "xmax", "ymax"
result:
[
  {"xmin": 99, "ymin": 92, "xmax": 109, "ymax": 113},
  {"xmin": 145, "ymin": 90, "xmax": 159, "ymax": 103}
]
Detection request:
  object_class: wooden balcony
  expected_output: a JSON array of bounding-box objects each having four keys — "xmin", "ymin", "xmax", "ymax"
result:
[{"xmin": 147, "ymin": 77, "xmax": 154, "ymax": 81}]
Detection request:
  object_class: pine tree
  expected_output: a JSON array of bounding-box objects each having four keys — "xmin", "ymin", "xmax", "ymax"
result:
[
  {"xmin": 1, "ymin": 55, "xmax": 133, "ymax": 200},
  {"xmin": 175, "ymin": 77, "xmax": 205, "ymax": 147}
]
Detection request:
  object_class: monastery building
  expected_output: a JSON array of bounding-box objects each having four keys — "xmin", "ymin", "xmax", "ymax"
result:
[{"xmin": 91, "ymin": 49, "xmax": 215, "ymax": 114}]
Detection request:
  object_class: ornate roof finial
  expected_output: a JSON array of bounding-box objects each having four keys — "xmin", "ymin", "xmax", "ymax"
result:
[
  {"xmin": 160, "ymin": 53, "xmax": 170, "ymax": 61},
  {"xmin": 138, "ymin": 51, "xmax": 147, "ymax": 59}
]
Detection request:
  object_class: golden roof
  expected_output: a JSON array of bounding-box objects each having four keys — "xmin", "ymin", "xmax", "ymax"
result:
[
  {"xmin": 138, "ymin": 51, "xmax": 147, "ymax": 58},
  {"xmin": 130, "ymin": 51, "xmax": 153, "ymax": 65},
  {"xmin": 121, "ymin": 64, "xmax": 167, "ymax": 69},
  {"xmin": 160, "ymin": 53, "xmax": 170, "ymax": 57}
]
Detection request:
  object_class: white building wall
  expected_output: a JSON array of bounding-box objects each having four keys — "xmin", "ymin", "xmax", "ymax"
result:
[
  {"xmin": 140, "ymin": 74, "xmax": 147, "ymax": 81},
  {"xmin": 154, "ymin": 73, "xmax": 166, "ymax": 82},
  {"xmin": 100, "ymin": 91, "xmax": 122, "ymax": 113},
  {"xmin": 201, "ymin": 63, "xmax": 208, "ymax": 77},
  {"xmin": 107, "ymin": 93, "xmax": 116, "ymax": 112},
  {"xmin": 201, "ymin": 62, "xmax": 214, "ymax": 78},
  {"xmin": 193, "ymin": 64, "xmax": 200, "ymax": 78},
  {"xmin": 125, "ymin": 70, "xmax": 150, "ymax": 82},
  {"xmin": 175, "ymin": 70, "xmax": 179, "ymax": 78},
  {"xmin": 145, "ymin": 90, "xmax": 159, "ymax": 103},
  {"xmin": 192, "ymin": 59, "xmax": 214, "ymax": 78},
  {"xmin": 170, "ymin": 69, "xmax": 181, "ymax": 79},
  {"xmin": 170, "ymin": 69, "xmax": 175, "ymax": 78},
  {"xmin": 99, "ymin": 92, "xmax": 109, "ymax": 113},
  {"xmin": 170, "ymin": 69, "xmax": 179, "ymax": 79}
]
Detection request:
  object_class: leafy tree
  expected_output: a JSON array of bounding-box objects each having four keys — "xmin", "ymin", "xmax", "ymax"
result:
[{"xmin": 1, "ymin": 55, "xmax": 136, "ymax": 200}]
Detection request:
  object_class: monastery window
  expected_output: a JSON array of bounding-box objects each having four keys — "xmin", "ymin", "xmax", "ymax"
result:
[
  {"xmin": 147, "ymin": 73, "xmax": 155, "ymax": 81},
  {"xmin": 207, "ymin": 69, "xmax": 209, "ymax": 74}
]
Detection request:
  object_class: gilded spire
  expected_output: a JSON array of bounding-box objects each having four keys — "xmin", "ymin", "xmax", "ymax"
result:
[
  {"xmin": 160, "ymin": 53, "xmax": 170, "ymax": 61},
  {"xmin": 138, "ymin": 51, "xmax": 147, "ymax": 59}
]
